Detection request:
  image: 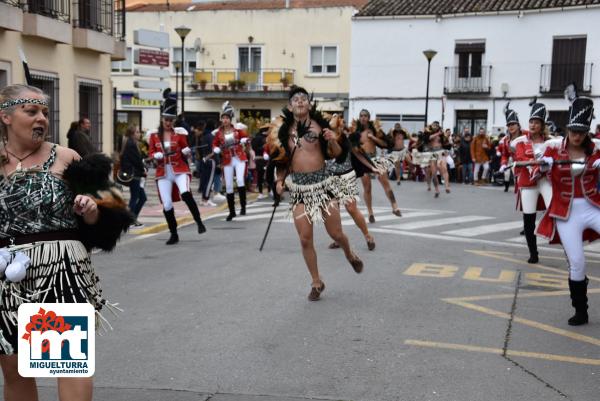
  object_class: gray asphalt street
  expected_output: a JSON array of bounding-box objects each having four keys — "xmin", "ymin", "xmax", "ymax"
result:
[{"xmin": 11, "ymin": 180, "xmax": 600, "ymax": 401}]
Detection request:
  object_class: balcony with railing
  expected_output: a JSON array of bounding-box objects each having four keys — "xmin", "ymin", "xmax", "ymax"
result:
[
  {"xmin": 22, "ymin": 0, "xmax": 72, "ymax": 43},
  {"xmin": 444, "ymin": 65, "xmax": 492, "ymax": 95},
  {"xmin": 0, "ymin": 0, "xmax": 24, "ymax": 31},
  {"xmin": 72, "ymin": 0, "xmax": 120, "ymax": 55},
  {"xmin": 111, "ymin": 0, "xmax": 126, "ymax": 60},
  {"xmin": 539, "ymin": 63, "xmax": 593, "ymax": 94},
  {"xmin": 191, "ymin": 68, "xmax": 295, "ymax": 99}
]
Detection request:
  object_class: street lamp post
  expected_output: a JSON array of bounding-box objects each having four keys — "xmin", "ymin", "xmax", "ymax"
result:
[
  {"xmin": 174, "ymin": 26, "xmax": 191, "ymax": 116},
  {"xmin": 173, "ymin": 62, "xmax": 181, "ymax": 110},
  {"xmin": 423, "ymin": 49, "xmax": 437, "ymax": 127}
]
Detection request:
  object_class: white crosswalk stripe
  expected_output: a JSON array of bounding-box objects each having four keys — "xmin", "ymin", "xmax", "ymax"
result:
[
  {"xmin": 442, "ymin": 221, "xmax": 524, "ymax": 237},
  {"xmin": 383, "ymin": 215, "xmax": 493, "ymax": 230}
]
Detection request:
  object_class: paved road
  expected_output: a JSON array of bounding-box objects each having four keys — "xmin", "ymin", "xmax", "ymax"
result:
[{"xmin": 8, "ymin": 179, "xmax": 600, "ymax": 401}]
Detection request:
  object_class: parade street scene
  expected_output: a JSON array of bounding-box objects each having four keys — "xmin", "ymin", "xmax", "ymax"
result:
[{"xmin": 0, "ymin": 0, "xmax": 599, "ymax": 400}]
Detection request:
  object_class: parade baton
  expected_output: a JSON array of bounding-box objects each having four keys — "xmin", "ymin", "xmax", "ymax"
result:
[
  {"xmin": 509, "ymin": 159, "xmax": 586, "ymax": 168},
  {"xmin": 259, "ymin": 195, "xmax": 280, "ymax": 252}
]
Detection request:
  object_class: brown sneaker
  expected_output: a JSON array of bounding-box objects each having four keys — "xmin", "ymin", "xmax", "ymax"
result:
[
  {"xmin": 349, "ymin": 254, "xmax": 364, "ymax": 273},
  {"xmin": 308, "ymin": 282, "xmax": 325, "ymax": 301},
  {"xmin": 368, "ymin": 215, "xmax": 375, "ymax": 223},
  {"xmin": 328, "ymin": 241, "xmax": 340, "ymax": 249},
  {"xmin": 392, "ymin": 209, "xmax": 402, "ymax": 217}
]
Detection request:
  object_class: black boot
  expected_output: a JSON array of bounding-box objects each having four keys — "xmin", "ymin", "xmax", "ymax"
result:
[
  {"xmin": 226, "ymin": 193, "xmax": 236, "ymax": 221},
  {"xmin": 523, "ymin": 213, "xmax": 538, "ymax": 263},
  {"xmin": 181, "ymin": 191, "xmax": 206, "ymax": 234},
  {"xmin": 568, "ymin": 278, "xmax": 589, "ymax": 326},
  {"xmin": 504, "ymin": 181, "xmax": 510, "ymax": 192},
  {"xmin": 163, "ymin": 209, "xmax": 179, "ymax": 245},
  {"xmin": 238, "ymin": 186, "xmax": 247, "ymax": 215}
]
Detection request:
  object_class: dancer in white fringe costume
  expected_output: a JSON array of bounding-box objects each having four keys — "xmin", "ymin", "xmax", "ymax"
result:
[
  {"xmin": 0, "ymin": 84, "xmax": 131, "ymax": 401},
  {"xmin": 268, "ymin": 87, "xmax": 364, "ymax": 301},
  {"xmin": 325, "ymin": 115, "xmax": 376, "ymax": 252},
  {"xmin": 351, "ymin": 109, "xmax": 402, "ymax": 223}
]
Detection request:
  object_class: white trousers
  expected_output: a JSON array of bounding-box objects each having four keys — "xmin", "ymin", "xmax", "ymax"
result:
[
  {"xmin": 556, "ymin": 198, "xmax": 600, "ymax": 281},
  {"xmin": 158, "ymin": 164, "xmax": 190, "ymax": 211},
  {"xmin": 224, "ymin": 156, "xmax": 246, "ymax": 194},
  {"xmin": 520, "ymin": 177, "xmax": 552, "ymax": 214},
  {"xmin": 474, "ymin": 162, "xmax": 489, "ymax": 180}
]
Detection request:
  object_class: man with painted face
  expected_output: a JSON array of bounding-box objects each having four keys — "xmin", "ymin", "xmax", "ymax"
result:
[
  {"xmin": 510, "ymin": 99, "xmax": 552, "ymax": 263},
  {"xmin": 212, "ymin": 101, "xmax": 249, "ymax": 221},
  {"xmin": 270, "ymin": 86, "xmax": 364, "ymax": 301},
  {"xmin": 351, "ymin": 109, "xmax": 402, "ymax": 222},
  {"xmin": 537, "ymin": 96, "xmax": 597, "ymax": 326}
]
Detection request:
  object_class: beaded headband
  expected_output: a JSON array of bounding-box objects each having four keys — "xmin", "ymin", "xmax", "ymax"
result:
[{"xmin": 0, "ymin": 98, "xmax": 48, "ymax": 111}]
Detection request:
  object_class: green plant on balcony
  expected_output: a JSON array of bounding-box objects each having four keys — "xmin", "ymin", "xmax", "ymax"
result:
[
  {"xmin": 229, "ymin": 80, "xmax": 238, "ymax": 91},
  {"xmin": 236, "ymin": 80, "xmax": 246, "ymax": 91}
]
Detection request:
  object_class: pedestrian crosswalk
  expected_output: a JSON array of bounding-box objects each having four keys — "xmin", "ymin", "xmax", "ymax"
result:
[{"xmin": 205, "ymin": 200, "xmax": 600, "ymax": 256}]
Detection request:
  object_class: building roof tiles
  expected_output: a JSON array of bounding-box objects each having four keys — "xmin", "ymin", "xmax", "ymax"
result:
[
  {"xmin": 127, "ymin": 0, "xmax": 368, "ymax": 12},
  {"xmin": 356, "ymin": 0, "xmax": 600, "ymax": 17}
]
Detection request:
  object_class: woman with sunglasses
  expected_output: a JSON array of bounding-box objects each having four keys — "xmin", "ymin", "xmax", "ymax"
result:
[{"xmin": 148, "ymin": 97, "xmax": 206, "ymax": 245}]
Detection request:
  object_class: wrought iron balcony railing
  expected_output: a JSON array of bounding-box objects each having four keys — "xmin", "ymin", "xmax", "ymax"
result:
[
  {"xmin": 539, "ymin": 63, "xmax": 593, "ymax": 93},
  {"xmin": 113, "ymin": 0, "xmax": 125, "ymax": 41},
  {"xmin": 444, "ymin": 65, "xmax": 492, "ymax": 95},
  {"xmin": 72, "ymin": 0, "xmax": 114, "ymax": 36},
  {"xmin": 192, "ymin": 68, "xmax": 295, "ymax": 92},
  {"xmin": 24, "ymin": 0, "xmax": 71, "ymax": 23},
  {"xmin": 1, "ymin": 0, "xmax": 21, "ymax": 7}
]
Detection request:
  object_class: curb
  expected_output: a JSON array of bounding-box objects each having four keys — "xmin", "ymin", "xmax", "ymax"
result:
[{"xmin": 129, "ymin": 193, "xmax": 259, "ymax": 235}]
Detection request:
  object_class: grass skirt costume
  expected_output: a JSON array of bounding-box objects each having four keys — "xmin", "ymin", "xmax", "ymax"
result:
[
  {"xmin": 0, "ymin": 149, "xmax": 132, "ymax": 354},
  {"xmin": 326, "ymin": 150, "xmax": 360, "ymax": 207}
]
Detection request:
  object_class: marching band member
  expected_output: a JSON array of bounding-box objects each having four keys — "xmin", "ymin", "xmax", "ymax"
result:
[
  {"xmin": 536, "ymin": 96, "xmax": 596, "ymax": 325},
  {"xmin": 498, "ymin": 102, "xmax": 525, "ymax": 192},
  {"xmin": 148, "ymin": 97, "xmax": 206, "ymax": 245},
  {"xmin": 212, "ymin": 102, "xmax": 249, "ymax": 221},
  {"xmin": 423, "ymin": 121, "xmax": 451, "ymax": 197},
  {"xmin": 510, "ymin": 100, "xmax": 552, "ymax": 263}
]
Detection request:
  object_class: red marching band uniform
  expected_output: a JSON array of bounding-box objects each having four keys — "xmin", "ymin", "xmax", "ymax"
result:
[
  {"xmin": 510, "ymin": 132, "xmax": 548, "ymax": 211},
  {"xmin": 536, "ymin": 137, "xmax": 600, "ymax": 244},
  {"xmin": 212, "ymin": 126, "xmax": 248, "ymax": 165},
  {"xmin": 148, "ymin": 127, "xmax": 191, "ymax": 177}
]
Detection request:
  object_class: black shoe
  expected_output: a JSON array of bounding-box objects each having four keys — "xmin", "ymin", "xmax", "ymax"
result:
[
  {"xmin": 166, "ymin": 233, "xmax": 179, "ymax": 245},
  {"xmin": 568, "ymin": 311, "xmax": 589, "ymax": 326},
  {"xmin": 238, "ymin": 186, "xmax": 247, "ymax": 216},
  {"xmin": 527, "ymin": 254, "xmax": 539, "ymax": 264},
  {"xmin": 197, "ymin": 221, "xmax": 206, "ymax": 234}
]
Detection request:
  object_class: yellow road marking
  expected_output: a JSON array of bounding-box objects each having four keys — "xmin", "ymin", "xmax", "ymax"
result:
[
  {"xmin": 443, "ymin": 288, "xmax": 600, "ymax": 303},
  {"xmin": 444, "ymin": 299, "xmax": 600, "ymax": 347},
  {"xmin": 466, "ymin": 249, "xmax": 600, "ymax": 283},
  {"xmin": 405, "ymin": 340, "xmax": 600, "ymax": 366}
]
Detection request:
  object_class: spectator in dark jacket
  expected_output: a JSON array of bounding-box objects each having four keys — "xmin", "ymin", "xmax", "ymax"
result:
[
  {"xmin": 251, "ymin": 126, "xmax": 269, "ymax": 199},
  {"xmin": 459, "ymin": 132, "xmax": 474, "ymax": 184},
  {"xmin": 194, "ymin": 123, "xmax": 217, "ymax": 206},
  {"xmin": 120, "ymin": 125, "xmax": 147, "ymax": 226},
  {"xmin": 67, "ymin": 117, "xmax": 96, "ymax": 157}
]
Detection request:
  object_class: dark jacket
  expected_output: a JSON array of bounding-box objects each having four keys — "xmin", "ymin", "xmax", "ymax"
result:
[
  {"xmin": 196, "ymin": 131, "xmax": 214, "ymax": 159},
  {"xmin": 67, "ymin": 128, "xmax": 96, "ymax": 157},
  {"xmin": 120, "ymin": 138, "xmax": 145, "ymax": 178},
  {"xmin": 251, "ymin": 133, "xmax": 267, "ymax": 155},
  {"xmin": 459, "ymin": 138, "xmax": 473, "ymax": 164}
]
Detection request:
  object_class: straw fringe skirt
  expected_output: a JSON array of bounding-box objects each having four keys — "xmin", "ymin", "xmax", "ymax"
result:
[{"xmin": 0, "ymin": 240, "xmax": 119, "ymax": 355}]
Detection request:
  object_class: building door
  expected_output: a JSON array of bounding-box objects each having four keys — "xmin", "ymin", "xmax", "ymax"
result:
[
  {"xmin": 551, "ymin": 37, "xmax": 586, "ymax": 92},
  {"xmin": 456, "ymin": 110, "xmax": 488, "ymax": 135},
  {"xmin": 548, "ymin": 110, "xmax": 569, "ymax": 135},
  {"xmin": 239, "ymin": 46, "xmax": 262, "ymax": 88},
  {"xmin": 79, "ymin": 82, "xmax": 103, "ymax": 151}
]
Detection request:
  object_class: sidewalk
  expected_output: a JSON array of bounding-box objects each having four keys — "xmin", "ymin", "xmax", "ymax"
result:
[{"xmin": 125, "ymin": 170, "xmax": 257, "ymax": 235}]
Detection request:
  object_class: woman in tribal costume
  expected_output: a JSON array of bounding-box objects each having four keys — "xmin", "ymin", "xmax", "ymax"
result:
[{"xmin": 0, "ymin": 84, "xmax": 131, "ymax": 401}]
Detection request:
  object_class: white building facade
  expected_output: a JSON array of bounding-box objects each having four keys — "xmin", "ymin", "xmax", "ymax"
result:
[{"xmin": 350, "ymin": 1, "xmax": 600, "ymax": 135}]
